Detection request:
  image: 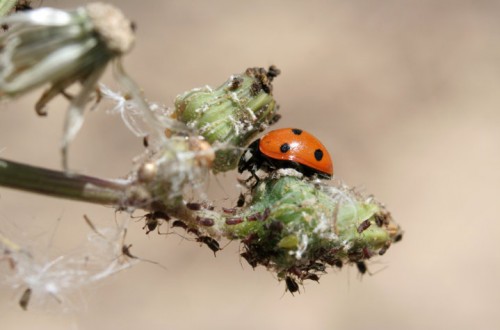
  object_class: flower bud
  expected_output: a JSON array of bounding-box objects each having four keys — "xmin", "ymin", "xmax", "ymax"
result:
[
  {"xmin": 174, "ymin": 66, "xmax": 280, "ymax": 173},
  {"xmin": 0, "ymin": 3, "xmax": 135, "ymax": 169},
  {"xmin": 223, "ymin": 176, "xmax": 403, "ymax": 286}
]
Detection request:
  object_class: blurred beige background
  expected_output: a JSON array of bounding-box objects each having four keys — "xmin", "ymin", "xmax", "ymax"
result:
[{"xmin": 1, "ymin": 1, "xmax": 499, "ymax": 329}]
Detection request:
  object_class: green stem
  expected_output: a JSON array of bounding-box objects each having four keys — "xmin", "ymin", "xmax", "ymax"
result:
[{"xmin": 0, "ymin": 158, "xmax": 130, "ymax": 205}]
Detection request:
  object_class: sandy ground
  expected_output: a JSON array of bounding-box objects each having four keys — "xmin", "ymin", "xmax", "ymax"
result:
[{"xmin": 0, "ymin": 1, "xmax": 499, "ymax": 329}]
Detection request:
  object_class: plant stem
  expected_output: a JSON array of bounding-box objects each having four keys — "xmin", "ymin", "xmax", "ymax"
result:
[{"xmin": 0, "ymin": 158, "xmax": 130, "ymax": 205}]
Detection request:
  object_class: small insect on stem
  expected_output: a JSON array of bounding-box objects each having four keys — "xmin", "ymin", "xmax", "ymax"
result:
[
  {"xmin": 186, "ymin": 202, "xmax": 202, "ymax": 211},
  {"xmin": 356, "ymin": 261, "xmax": 368, "ymax": 275},
  {"xmin": 394, "ymin": 232, "xmax": 403, "ymax": 242},
  {"xmin": 302, "ymin": 273, "xmax": 320, "ymax": 282},
  {"xmin": 171, "ymin": 220, "xmax": 188, "ymax": 230},
  {"xmin": 143, "ymin": 211, "xmax": 171, "ymax": 234},
  {"xmin": 196, "ymin": 216, "xmax": 215, "ymax": 227},
  {"xmin": 240, "ymin": 252, "xmax": 258, "ymax": 268},
  {"xmin": 222, "ymin": 207, "xmax": 237, "ymax": 215},
  {"xmin": 236, "ymin": 193, "xmax": 245, "ymax": 207},
  {"xmin": 362, "ymin": 247, "xmax": 373, "ymax": 259},
  {"xmin": 285, "ymin": 276, "xmax": 299, "ymax": 295},
  {"xmin": 378, "ymin": 241, "xmax": 391, "ymax": 256},
  {"xmin": 225, "ymin": 217, "xmax": 243, "ymax": 225},
  {"xmin": 374, "ymin": 214, "xmax": 384, "ymax": 227},
  {"xmin": 357, "ymin": 219, "xmax": 371, "ymax": 234},
  {"xmin": 227, "ymin": 76, "xmax": 244, "ymax": 91},
  {"xmin": 308, "ymin": 262, "xmax": 326, "ymax": 273},
  {"xmin": 187, "ymin": 228, "xmax": 200, "ymax": 236},
  {"xmin": 247, "ymin": 212, "xmax": 262, "ymax": 222},
  {"xmin": 19, "ymin": 288, "xmax": 32, "ymax": 311},
  {"xmin": 196, "ymin": 236, "xmax": 220, "ymax": 256}
]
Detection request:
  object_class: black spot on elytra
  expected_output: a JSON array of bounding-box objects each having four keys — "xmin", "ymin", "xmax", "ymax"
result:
[
  {"xmin": 314, "ymin": 149, "xmax": 323, "ymax": 161},
  {"xmin": 280, "ymin": 143, "xmax": 290, "ymax": 153},
  {"xmin": 291, "ymin": 128, "xmax": 303, "ymax": 135}
]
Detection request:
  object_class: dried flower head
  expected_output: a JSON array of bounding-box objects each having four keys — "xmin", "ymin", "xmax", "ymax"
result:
[
  {"xmin": 0, "ymin": 2, "xmax": 135, "ymax": 169},
  {"xmin": 0, "ymin": 217, "xmax": 137, "ymax": 311}
]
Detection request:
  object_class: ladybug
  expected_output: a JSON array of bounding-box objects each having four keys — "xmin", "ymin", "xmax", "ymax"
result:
[{"xmin": 238, "ymin": 128, "xmax": 333, "ymax": 180}]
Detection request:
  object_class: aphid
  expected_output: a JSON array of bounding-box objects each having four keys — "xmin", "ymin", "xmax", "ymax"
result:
[
  {"xmin": 186, "ymin": 202, "xmax": 202, "ymax": 211},
  {"xmin": 171, "ymin": 220, "xmax": 188, "ymax": 230},
  {"xmin": 267, "ymin": 65, "xmax": 281, "ymax": 79},
  {"xmin": 308, "ymin": 262, "xmax": 326, "ymax": 273},
  {"xmin": 197, "ymin": 216, "xmax": 215, "ymax": 227},
  {"xmin": 236, "ymin": 193, "xmax": 245, "ymax": 207},
  {"xmin": 323, "ymin": 255, "xmax": 343, "ymax": 269},
  {"xmin": 222, "ymin": 207, "xmax": 237, "ymax": 215},
  {"xmin": 285, "ymin": 276, "xmax": 299, "ymax": 294},
  {"xmin": 374, "ymin": 214, "xmax": 384, "ymax": 227},
  {"xmin": 378, "ymin": 241, "xmax": 391, "ymax": 256},
  {"xmin": 249, "ymin": 81, "xmax": 261, "ymax": 96},
  {"xmin": 246, "ymin": 212, "xmax": 261, "ymax": 222},
  {"xmin": 357, "ymin": 219, "xmax": 371, "ymax": 234},
  {"xmin": 19, "ymin": 287, "xmax": 32, "ymax": 311},
  {"xmin": 228, "ymin": 76, "xmax": 243, "ymax": 91},
  {"xmin": 268, "ymin": 113, "xmax": 282, "ymax": 125},
  {"xmin": 149, "ymin": 211, "xmax": 170, "ymax": 221},
  {"xmin": 302, "ymin": 273, "xmax": 320, "ymax": 282},
  {"xmin": 187, "ymin": 228, "xmax": 200, "ymax": 236},
  {"xmin": 143, "ymin": 211, "xmax": 170, "ymax": 234},
  {"xmin": 348, "ymin": 248, "xmax": 365, "ymax": 262},
  {"xmin": 238, "ymin": 128, "xmax": 333, "ymax": 181},
  {"xmin": 394, "ymin": 233, "xmax": 403, "ymax": 242},
  {"xmin": 225, "ymin": 217, "xmax": 244, "ymax": 225},
  {"xmin": 288, "ymin": 266, "xmax": 303, "ymax": 277},
  {"xmin": 240, "ymin": 252, "xmax": 258, "ymax": 268},
  {"xmin": 362, "ymin": 247, "xmax": 373, "ymax": 259},
  {"xmin": 196, "ymin": 236, "xmax": 220, "ymax": 255},
  {"xmin": 356, "ymin": 261, "xmax": 368, "ymax": 275},
  {"xmin": 142, "ymin": 136, "xmax": 149, "ymax": 148},
  {"xmin": 143, "ymin": 218, "xmax": 158, "ymax": 234}
]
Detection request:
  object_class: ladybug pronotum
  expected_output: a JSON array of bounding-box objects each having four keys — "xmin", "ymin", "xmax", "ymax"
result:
[{"xmin": 238, "ymin": 128, "xmax": 333, "ymax": 180}]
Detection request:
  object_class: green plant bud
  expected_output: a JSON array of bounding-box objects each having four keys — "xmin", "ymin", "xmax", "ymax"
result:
[
  {"xmin": 174, "ymin": 66, "xmax": 280, "ymax": 173},
  {"xmin": 222, "ymin": 175, "xmax": 402, "ymax": 285}
]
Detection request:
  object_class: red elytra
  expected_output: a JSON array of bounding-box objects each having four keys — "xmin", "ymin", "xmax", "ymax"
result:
[
  {"xmin": 259, "ymin": 128, "xmax": 333, "ymax": 177},
  {"xmin": 238, "ymin": 128, "xmax": 333, "ymax": 180}
]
